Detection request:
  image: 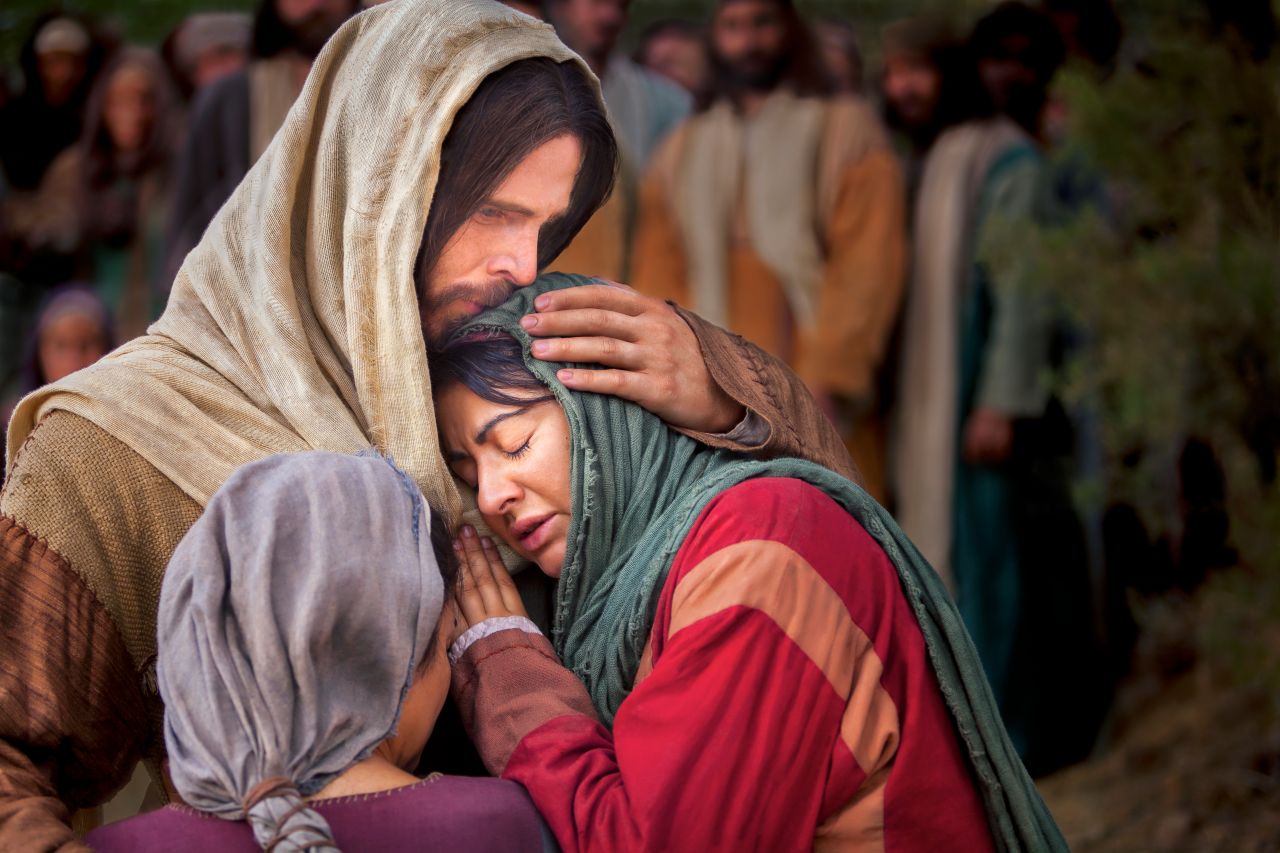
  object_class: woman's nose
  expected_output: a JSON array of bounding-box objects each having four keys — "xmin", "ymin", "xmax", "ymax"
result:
[{"xmin": 476, "ymin": 466, "xmax": 521, "ymax": 517}]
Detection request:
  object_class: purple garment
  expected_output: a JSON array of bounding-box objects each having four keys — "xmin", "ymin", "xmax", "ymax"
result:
[{"xmin": 85, "ymin": 776, "xmax": 551, "ymax": 852}]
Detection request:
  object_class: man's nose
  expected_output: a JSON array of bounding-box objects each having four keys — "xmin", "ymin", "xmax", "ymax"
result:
[{"xmin": 491, "ymin": 229, "xmax": 540, "ymax": 287}]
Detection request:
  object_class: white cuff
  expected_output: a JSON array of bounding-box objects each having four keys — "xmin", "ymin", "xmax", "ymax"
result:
[
  {"xmin": 716, "ymin": 409, "xmax": 768, "ymax": 445},
  {"xmin": 448, "ymin": 615, "xmax": 543, "ymax": 666}
]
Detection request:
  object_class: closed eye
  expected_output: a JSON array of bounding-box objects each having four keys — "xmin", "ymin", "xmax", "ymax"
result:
[{"xmin": 503, "ymin": 438, "xmax": 532, "ymax": 460}]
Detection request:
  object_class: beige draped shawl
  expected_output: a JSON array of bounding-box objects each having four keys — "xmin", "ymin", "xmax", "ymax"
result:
[{"xmin": 6, "ymin": 0, "xmax": 593, "ymax": 522}]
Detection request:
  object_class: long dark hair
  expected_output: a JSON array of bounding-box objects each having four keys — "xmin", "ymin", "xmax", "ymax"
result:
[
  {"xmin": 416, "ymin": 57, "xmax": 617, "ymax": 292},
  {"xmin": 75, "ymin": 48, "xmax": 179, "ymax": 246},
  {"xmin": 80, "ymin": 49, "xmax": 178, "ymax": 186}
]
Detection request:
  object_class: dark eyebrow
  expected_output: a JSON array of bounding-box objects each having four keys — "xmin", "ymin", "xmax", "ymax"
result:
[{"xmin": 475, "ymin": 408, "xmax": 529, "ymax": 446}]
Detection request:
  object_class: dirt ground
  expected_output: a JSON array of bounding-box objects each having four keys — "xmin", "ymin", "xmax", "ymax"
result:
[{"xmin": 1040, "ymin": 591, "xmax": 1280, "ymax": 852}]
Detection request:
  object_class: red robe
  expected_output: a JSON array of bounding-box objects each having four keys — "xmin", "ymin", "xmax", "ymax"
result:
[{"xmin": 453, "ymin": 477, "xmax": 995, "ymax": 852}]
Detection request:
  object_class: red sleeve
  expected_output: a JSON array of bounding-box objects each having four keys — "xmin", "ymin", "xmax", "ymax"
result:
[{"xmin": 498, "ymin": 495, "xmax": 856, "ymax": 853}]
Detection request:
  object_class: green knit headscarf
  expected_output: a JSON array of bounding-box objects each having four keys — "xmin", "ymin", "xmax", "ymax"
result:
[{"xmin": 448, "ymin": 273, "xmax": 1066, "ymax": 852}]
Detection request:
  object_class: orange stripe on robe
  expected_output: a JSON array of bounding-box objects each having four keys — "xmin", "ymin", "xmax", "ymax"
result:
[{"xmin": 502, "ymin": 478, "xmax": 995, "ymax": 852}]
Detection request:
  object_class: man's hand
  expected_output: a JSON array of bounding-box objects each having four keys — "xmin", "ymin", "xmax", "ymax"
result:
[
  {"xmin": 518, "ymin": 283, "xmax": 744, "ymax": 433},
  {"xmin": 963, "ymin": 407, "xmax": 1015, "ymax": 465},
  {"xmin": 452, "ymin": 526, "xmax": 528, "ymax": 633}
]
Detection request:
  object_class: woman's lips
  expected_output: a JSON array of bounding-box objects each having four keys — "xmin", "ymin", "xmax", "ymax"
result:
[{"xmin": 515, "ymin": 513, "xmax": 556, "ymax": 551}]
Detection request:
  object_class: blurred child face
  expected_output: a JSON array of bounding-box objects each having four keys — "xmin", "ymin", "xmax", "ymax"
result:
[
  {"xmin": 379, "ymin": 610, "xmax": 456, "ymax": 771},
  {"xmin": 38, "ymin": 312, "xmax": 108, "ymax": 383},
  {"xmin": 104, "ymin": 65, "xmax": 158, "ymax": 153},
  {"xmin": 437, "ymin": 383, "xmax": 573, "ymax": 577}
]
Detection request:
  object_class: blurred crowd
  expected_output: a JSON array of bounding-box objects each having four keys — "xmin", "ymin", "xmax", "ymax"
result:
[{"xmin": 0, "ymin": 0, "xmax": 1264, "ymax": 780}]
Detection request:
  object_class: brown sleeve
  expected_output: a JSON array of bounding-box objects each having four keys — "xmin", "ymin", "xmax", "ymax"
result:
[
  {"xmin": 629, "ymin": 139, "xmax": 691, "ymax": 307},
  {"xmin": 796, "ymin": 148, "xmax": 907, "ymax": 400},
  {"xmin": 451, "ymin": 630, "xmax": 597, "ymax": 776},
  {"xmin": 0, "ymin": 515, "xmax": 149, "ymax": 852},
  {"xmin": 670, "ymin": 305, "xmax": 859, "ymax": 482}
]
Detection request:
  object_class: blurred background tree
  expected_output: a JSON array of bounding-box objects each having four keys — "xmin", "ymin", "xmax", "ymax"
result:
[{"xmin": 1019, "ymin": 0, "xmax": 1280, "ymax": 706}]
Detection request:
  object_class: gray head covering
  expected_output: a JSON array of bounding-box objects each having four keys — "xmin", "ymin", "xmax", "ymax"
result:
[
  {"xmin": 158, "ymin": 451, "xmax": 446, "ymax": 852},
  {"xmin": 174, "ymin": 12, "xmax": 251, "ymax": 74}
]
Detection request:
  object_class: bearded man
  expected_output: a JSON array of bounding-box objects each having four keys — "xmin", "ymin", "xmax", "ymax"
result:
[
  {"xmin": 0, "ymin": 1, "xmax": 854, "ymax": 848},
  {"xmin": 631, "ymin": 0, "xmax": 907, "ymax": 501}
]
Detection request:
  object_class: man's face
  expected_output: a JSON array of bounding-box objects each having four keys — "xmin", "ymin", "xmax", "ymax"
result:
[
  {"xmin": 881, "ymin": 52, "xmax": 941, "ymax": 132},
  {"xmin": 38, "ymin": 50, "xmax": 86, "ymax": 106},
  {"xmin": 556, "ymin": 0, "xmax": 628, "ymax": 62},
  {"xmin": 640, "ymin": 32, "xmax": 706, "ymax": 95},
  {"xmin": 275, "ymin": 0, "xmax": 354, "ymax": 58},
  {"xmin": 420, "ymin": 133, "xmax": 584, "ymax": 348},
  {"xmin": 978, "ymin": 35, "xmax": 1038, "ymax": 116},
  {"xmin": 710, "ymin": 0, "xmax": 789, "ymax": 92}
]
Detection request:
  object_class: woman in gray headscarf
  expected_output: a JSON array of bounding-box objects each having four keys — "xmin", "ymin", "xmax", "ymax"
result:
[{"xmin": 87, "ymin": 451, "xmax": 549, "ymax": 852}]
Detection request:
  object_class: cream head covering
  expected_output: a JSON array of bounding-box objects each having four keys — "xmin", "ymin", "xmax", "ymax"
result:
[{"xmin": 6, "ymin": 0, "xmax": 594, "ymax": 522}]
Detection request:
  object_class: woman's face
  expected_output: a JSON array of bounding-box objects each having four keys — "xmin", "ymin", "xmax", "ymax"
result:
[
  {"xmin": 38, "ymin": 312, "xmax": 107, "ymax": 383},
  {"xmin": 436, "ymin": 382, "xmax": 573, "ymax": 577},
  {"xmin": 103, "ymin": 64, "xmax": 157, "ymax": 153}
]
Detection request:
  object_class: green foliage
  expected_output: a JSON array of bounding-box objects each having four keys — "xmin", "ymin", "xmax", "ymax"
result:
[{"xmin": 1025, "ymin": 27, "xmax": 1280, "ymax": 541}]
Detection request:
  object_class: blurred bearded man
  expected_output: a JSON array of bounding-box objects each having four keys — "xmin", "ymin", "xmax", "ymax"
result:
[
  {"xmin": 163, "ymin": 0, "xmax": 359, "ymax": 280},
  {"xmin": 544, "ymin": 0, "xmax": 691, "ymax": 282},
  {"xmin": 632, "ymin": 0, "xmax": 907, "ymax": 500},
  {"xmin": 0, "ymin": 1, "xmax": 858, "ymax": 846}
]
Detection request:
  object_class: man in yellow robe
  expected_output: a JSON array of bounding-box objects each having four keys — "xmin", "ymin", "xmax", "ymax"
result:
[{"xmin": 632, "ymin": 0, "xmax": 907, "ymax": 499}]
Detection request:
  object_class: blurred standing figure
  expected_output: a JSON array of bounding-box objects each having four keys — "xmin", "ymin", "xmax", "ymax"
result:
[
  {"xmin": 163, "ymin": 0, "xmax": 359, "ymax": 283},
  {"xmin": 0, "ymin": 14, "xmax": 106, "ymax": 193},
  {"xmin": 1, "ymin": 285, "xmax": 112, "ymax": 461},
  {"xmin": 634, "ymin": 19, "xmax": 708, "ymax": 98},
  {"xmin": 813, "ymin": 18, "xmax": 864, "ymax": 93},
  {"xmin": 167, "ymin": 13, "xmax": 253, "ymax": 98},
  {"xmin": 545, "ymin": 0, "xmax": 691, "ymax": 280},
  {"xmin": 633, "ymin": 0, "xmax": 906, "ymax": 500},
  {"xmin": 883, "ymin": 10, "xmax": 1087, "ymax": 767},
  {"xmin": 4, "ymin": 50, "xmax": 179, "ymax": 342}
]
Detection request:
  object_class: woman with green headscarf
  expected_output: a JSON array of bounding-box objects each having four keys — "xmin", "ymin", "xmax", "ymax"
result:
[{"xmin": 432, "ymin": 274, "xmax": 1066, "ymax": 853}]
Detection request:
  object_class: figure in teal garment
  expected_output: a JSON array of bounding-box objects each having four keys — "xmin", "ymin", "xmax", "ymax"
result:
[{"xmin": 953, "ymin": 140, "xmax": 1052, "ymax": 739}]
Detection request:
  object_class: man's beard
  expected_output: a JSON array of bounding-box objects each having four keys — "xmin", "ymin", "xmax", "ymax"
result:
[
  {"xmin": 288, "ymin": 10, "xmax": 350, "ymax": 60},
  {"xmin": 423, "ymin": 279, "xmax": 516, "ymax": 348},
  {"xmin": 715, "ymin": 50, "xmax": 789, "ymax": 93},
  {"xmin": 883, "ymin": 94, "xmax": 937, "ymax": 137}
]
